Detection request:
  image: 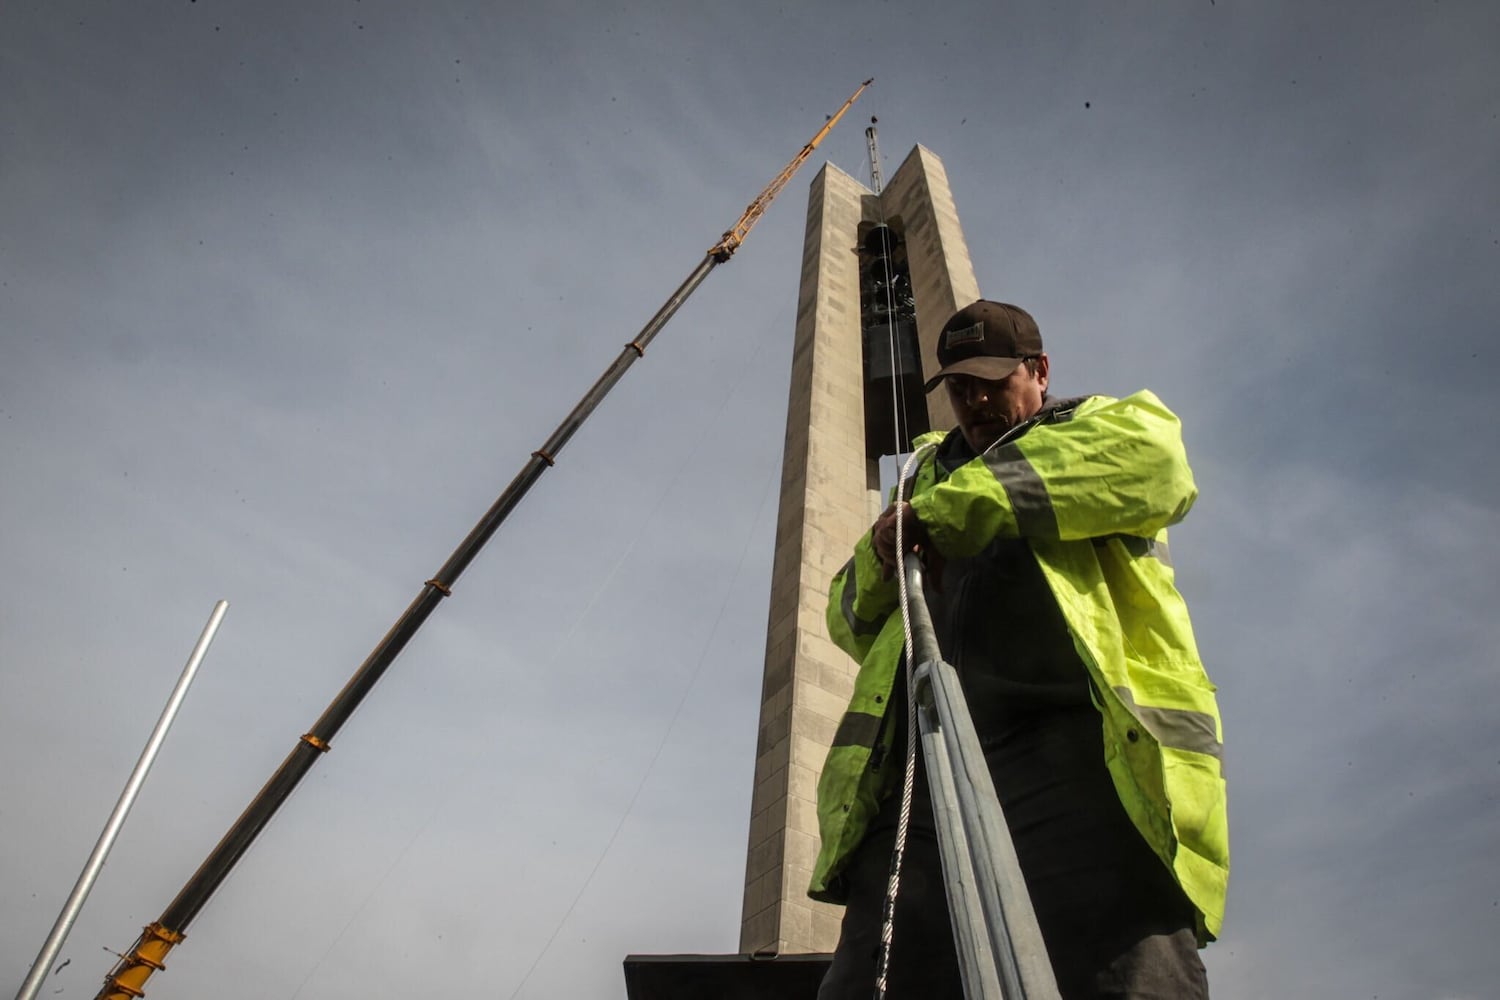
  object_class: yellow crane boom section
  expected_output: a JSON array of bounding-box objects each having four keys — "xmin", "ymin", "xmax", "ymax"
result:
[{"xmin": 710, "ymin": 77, "xmax": 874, "ymax": 260}]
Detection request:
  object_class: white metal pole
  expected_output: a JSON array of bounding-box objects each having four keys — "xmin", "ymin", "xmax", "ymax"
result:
[{"xmin": 15, "ymin": 600, "xmax": 229, "ymax": 1000}]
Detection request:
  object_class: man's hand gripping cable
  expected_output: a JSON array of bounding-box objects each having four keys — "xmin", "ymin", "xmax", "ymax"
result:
[{"xmin": 873, "ymin": 442, "xmax": 937, "ymax": 1000}]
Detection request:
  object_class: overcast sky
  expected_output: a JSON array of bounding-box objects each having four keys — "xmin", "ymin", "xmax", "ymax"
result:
[{"xmin": 3, "ymin": 2, "xmax": 1497, "ymax": 998}]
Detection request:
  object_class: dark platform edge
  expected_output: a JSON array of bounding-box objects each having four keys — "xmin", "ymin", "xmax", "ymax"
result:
[{"xmin": 623, "ymin": 952, "xmax": 834, "ymax": 999}]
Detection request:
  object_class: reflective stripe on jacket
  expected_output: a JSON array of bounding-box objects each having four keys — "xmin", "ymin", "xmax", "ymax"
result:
[{"xmin": 809, "ymin": 390, "xmax": 1228, "ymax": 945}]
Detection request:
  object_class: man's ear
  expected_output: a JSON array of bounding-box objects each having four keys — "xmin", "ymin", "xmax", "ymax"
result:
[{"xmin": 1035, "ymin": 353, "xmax": 1050, "ymax": 391}]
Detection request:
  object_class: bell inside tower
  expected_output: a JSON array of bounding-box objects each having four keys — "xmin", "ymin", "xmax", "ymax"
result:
[{"xmin": 858, "ymin": 222, "xmax": 929, "ymax": 459}]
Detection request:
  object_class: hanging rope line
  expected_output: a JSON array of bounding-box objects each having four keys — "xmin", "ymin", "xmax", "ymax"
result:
[
  {"xmin": 288, "ymin": 302, "xmax": 789, "ymax": 1000},
  {"xmin": 500, "ymin": 307, "xmax": 788, "ymax": 999},
  {"xmin": 877, "ymin": 223, "xmax": 915, "ymax": 461},
  {"xmin": 863, "ymin": 121, "xmax": 917, "ymax": 465},
  {"xmin": 874, "ymin": 442, "xmax": 935, "ymax": 1000},
  {"xmin": 860, "ymin": 116, "xmax": 936, "ymax": 997},
  {"xmin": 288, "ymin": 807, "xmax": 435, "ymax": 999},
  {"xmin": 505, "ymin": 447, "xmax": 782, "ymax": 1000}
]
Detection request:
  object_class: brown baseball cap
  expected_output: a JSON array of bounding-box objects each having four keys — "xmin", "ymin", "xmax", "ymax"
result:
[{"xmin": 923, "ymin": 300, "xmax": 1044, "ymax": 392}]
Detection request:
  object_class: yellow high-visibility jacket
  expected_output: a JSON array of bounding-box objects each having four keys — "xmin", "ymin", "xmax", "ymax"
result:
[{"xmin": 810, "ymin": 390, "xmax": 1228, "ymax": 944}]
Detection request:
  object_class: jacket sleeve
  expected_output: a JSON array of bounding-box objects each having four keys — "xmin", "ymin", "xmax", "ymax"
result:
[
  {"xmin": 826, "ymin": 528, "xmax": 899, "ymax": 663},
  {"xmin": 908, "ymin": 391, "xmax": 1197, "ymax": 558}
]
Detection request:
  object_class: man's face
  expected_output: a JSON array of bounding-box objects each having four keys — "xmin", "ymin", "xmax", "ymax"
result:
[{"xmin": 943, "ymin": 354, "xmax": 1050, "ymax": 452}]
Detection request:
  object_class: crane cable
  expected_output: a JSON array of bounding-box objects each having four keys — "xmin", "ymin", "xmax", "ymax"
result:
[
  {"xmin": 875, "ymin": 442, "xmax": 935, "ymax": 1000},
  {"xmin": 865, "ymin": 120, "xmax": 917, "ymax": 467},
  {"xmin": 496, "ymin": 307, "xmax": 788, "ymax": 1000},
  {"xmin": 283, "ymin": 306, "xmax": 790, "ymax": 1000},
  {"xmin": 860, "ymin": 118, "xmax": 932, "ymax": 999}
]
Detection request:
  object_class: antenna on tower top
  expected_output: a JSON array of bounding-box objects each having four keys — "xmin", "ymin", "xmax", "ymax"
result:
[{"xmin": 865, "ymin": 116, "xmax": 884, "ymax": 194}]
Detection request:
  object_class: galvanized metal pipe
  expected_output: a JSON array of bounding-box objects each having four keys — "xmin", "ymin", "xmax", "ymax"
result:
[
  {"xmin": 15, "ymin": 601, "xmax": 228, "ymax": 1000},
  {"xmin": 904, "ymin": 556, "xmax": 1059, "ymax": 999}
]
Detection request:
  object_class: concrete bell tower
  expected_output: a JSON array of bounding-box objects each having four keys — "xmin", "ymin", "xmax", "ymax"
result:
[{"xmin": 738, "ymin": 145, "xmax": 980, "ymax": 956}]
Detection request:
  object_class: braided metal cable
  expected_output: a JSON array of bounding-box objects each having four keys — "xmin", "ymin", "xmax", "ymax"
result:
[{"xmin": 873, "ymin": 442, "xmax": 935, "ymax": 999}]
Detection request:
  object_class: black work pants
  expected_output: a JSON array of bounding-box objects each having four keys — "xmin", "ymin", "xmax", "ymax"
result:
[{"xmin": 817, "ymin": 708, "xmax": 1209, "ymax": 1000}]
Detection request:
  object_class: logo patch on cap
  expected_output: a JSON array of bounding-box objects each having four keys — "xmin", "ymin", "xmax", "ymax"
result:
[{"xmin": 945, "ymin": 322, "xmax": 985, "ymax": 350}]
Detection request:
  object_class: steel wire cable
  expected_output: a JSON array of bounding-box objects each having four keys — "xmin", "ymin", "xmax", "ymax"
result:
[
  {"xmin": 286, "ymin": 306, "xmax": 787, "ymax": 1000},
  {"xmin": 865, "ymin": 129, "xmax": 934, "ymax": 999},
  {"xmin": 493, "ymin": 305, "xmax": 790, "ymax": 999},
  {"xmin": 873, "ymin": 442, "xmax": 934, "ymax": 1000}
]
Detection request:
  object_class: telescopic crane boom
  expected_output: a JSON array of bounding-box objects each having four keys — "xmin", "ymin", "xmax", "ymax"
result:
[
  {"xmin": 711, "ymin": 79, "xmax": 872, "ymax": 260},
  {"xmin": 88, "ymin": 77, "xmax": 871, "ymax": 1000}
]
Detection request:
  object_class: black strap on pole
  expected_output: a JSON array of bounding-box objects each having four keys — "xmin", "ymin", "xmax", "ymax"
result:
[{"xmin": 94, "ymin": 78, "xmax": 872, "ymax": 1000}]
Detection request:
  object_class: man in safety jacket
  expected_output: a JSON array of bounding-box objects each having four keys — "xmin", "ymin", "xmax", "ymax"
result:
[{"xmin": 812, "ymin": 301, "xmax": 1227, "ymax": 999}]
